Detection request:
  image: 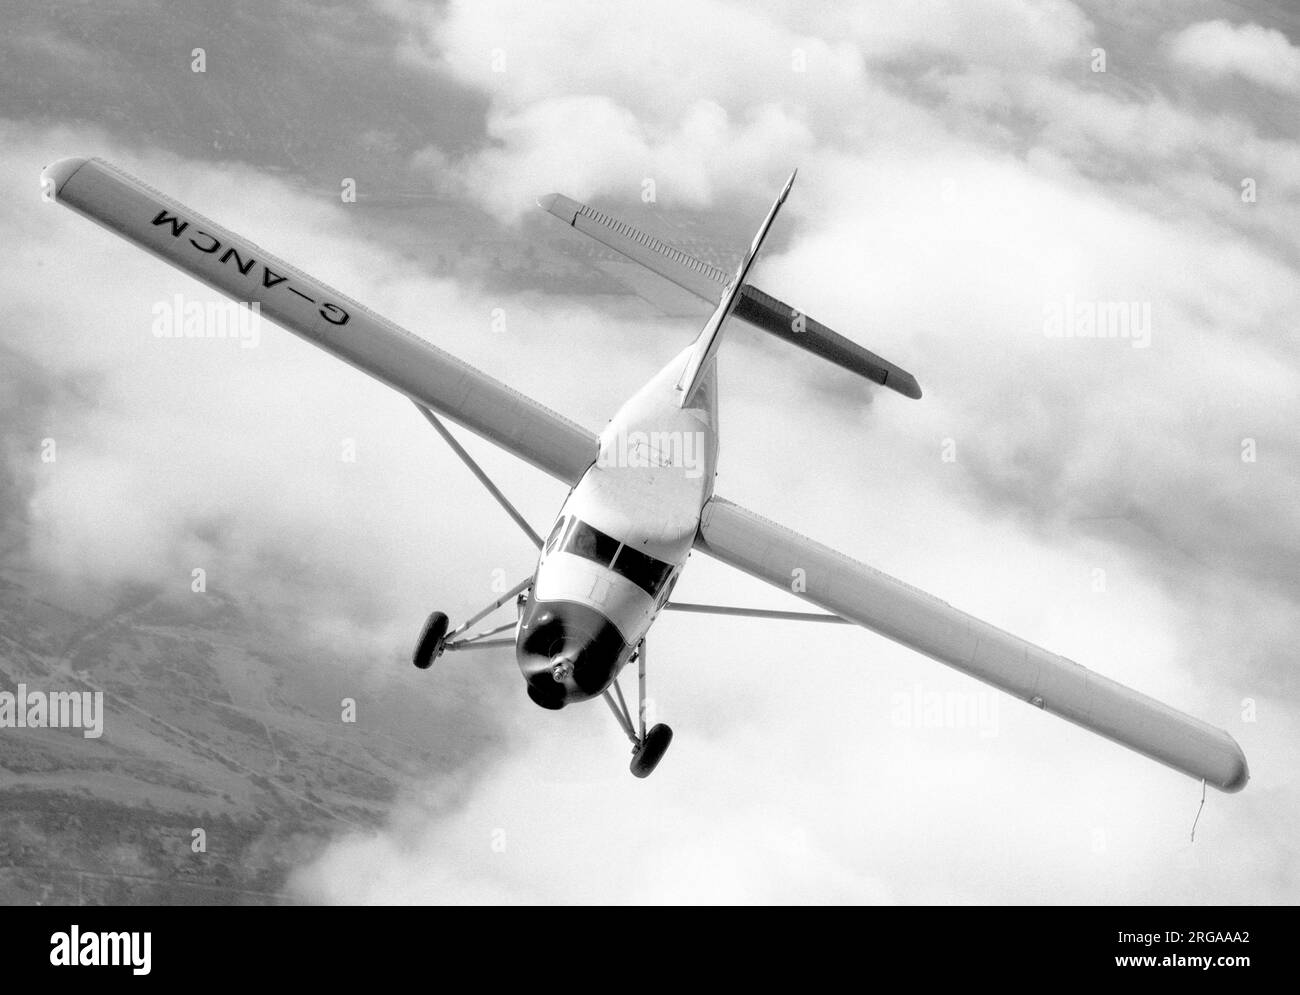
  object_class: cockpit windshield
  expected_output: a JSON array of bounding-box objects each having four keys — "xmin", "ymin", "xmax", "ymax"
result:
[
  {"xmin": 563, "ymin": 519, "xmax": 621, "ymax": 566},
  {"xmin": 560, "ymin": 518, "xmax": 675, "ymax": 596},
  {"xmin": 612, "ymin": 543, "xmax": 674, "ymax": 596}
]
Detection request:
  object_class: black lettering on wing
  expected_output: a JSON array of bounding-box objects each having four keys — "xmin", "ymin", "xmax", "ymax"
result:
[
  {"xmin": 320, "ymin": 303, "xmax": 349, "ymax": 326},
  {"xmin": 151, "ymin": 210, "xmax": 189, "ymax": 237},
  {"xmin": 189, "ymin": 231, "xmax": 220, "ymax": 253},
  {"xmin": 220, "ymin": 247, "xmax": 255, "ymax": 275}
]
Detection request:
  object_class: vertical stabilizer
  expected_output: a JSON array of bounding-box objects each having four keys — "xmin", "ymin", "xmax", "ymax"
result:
[{"xmin": 674, "ymin": 170, "xmax": 796, "ymax": 407}]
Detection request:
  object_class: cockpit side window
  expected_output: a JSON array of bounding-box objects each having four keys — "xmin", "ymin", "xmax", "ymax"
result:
[
  {"xmin": 655, "ymin": 569, "xmax": 679, "ymax": 607},
  {"xmin": 544, "ymin": 515, "xmax": 567, "ymax": 554},
  {"xmin": 563, "ymin": 519, "xmax": 620, "ymax": 567},
  {"xmin": 612, "ymin": 543, "xmax": 675, "ymax": 597}
]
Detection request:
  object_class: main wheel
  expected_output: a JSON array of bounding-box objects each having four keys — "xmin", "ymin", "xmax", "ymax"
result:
[
  {"xmin": 412, "ymin": 611, "xmax": 449, "ymax": 669},
  {"xmin": 629, "ymin": 723, "xmax": 673, "ymax": 778}
]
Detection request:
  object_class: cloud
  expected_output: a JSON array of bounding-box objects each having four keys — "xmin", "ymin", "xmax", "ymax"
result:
[
  {"xmin": 420, "ymin": 96, "xmax": 816, "ymax": 220},
  {"xmin": 390, "ymin": 0, "xmax": 868, "ymax": 121},
  {"xmin": 392, "ymin": 0, "xmax": 931, "ymax": 218},
  {"xmin": 843, "ymin": 0, "xmax": 1094, "ymax": 68},
  {"xmin": 1167, "ymin": 19, "xmax": 1300, "ymax": 94}
]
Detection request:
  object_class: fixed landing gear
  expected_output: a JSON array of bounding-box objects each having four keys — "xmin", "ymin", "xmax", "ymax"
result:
[
  {"xmin": 631, "ymin": 723, "xmax": 674, "ymax": 778},
  {"xmin": 411, "ymin": 576, "xmax": 533, "ymax": 670},
  {"xmin": 412, "ymin": 611, "xmax": 449, "ymax": 669},
  {"xmin": 603, "ymin": 640, "xmax": 673, "ymax": 778}
]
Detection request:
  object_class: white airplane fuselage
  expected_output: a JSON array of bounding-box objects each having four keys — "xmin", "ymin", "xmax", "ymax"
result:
[{"xmin": 515, "ymin": 346, "xmax": 717, "ymax": 708}]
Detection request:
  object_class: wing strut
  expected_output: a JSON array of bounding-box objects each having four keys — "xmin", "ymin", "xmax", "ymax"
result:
[
  {"xmin": 664, "ymin": 602, "xmax": 850, "ymax": 623},
  {"xmin": 414, "ymin": 403, "xmax": 543, "ymax": 549}
]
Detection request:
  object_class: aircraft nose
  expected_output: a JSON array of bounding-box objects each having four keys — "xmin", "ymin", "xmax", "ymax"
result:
[
  {"xmin": 524, "ymin": 652, "xmax": 578, "ymax": 710},
  {"xmin": 517, "ymin": 600, "xmax": 628, "ymax": 708}
]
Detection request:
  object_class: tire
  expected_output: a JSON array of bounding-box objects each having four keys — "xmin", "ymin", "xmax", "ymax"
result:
[
  {"xmin": 413, "ymin": 611, "xmax": 450, "ymax": 670},
  {"xmin": 629, "ymin": 723, "xmax": 673, "ymax": 778}
]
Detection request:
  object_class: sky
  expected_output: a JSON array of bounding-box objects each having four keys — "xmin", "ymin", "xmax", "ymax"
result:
[{"xmin": 2, "ymin": 0, "xmax": 1298, "ymax": 903}]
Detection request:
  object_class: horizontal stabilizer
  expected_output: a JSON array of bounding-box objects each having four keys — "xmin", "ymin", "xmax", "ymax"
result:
[
  {"xmin": 538, "ymin": 192, "xmax": 728, "ymax": 303},
  {"xmin": 733, "ymin": 285, "xmax": 922, "ymax": 399},
  {"xmin": 539, "ymin": 191, "xmax": 921, "ymax": 399}
]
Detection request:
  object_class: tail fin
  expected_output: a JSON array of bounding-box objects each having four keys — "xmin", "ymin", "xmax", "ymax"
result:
[
  {"xmin": 539, "ymin": 174, "xmax": 923, "ymax": 401},
  {"xmin": 674, "ymin": 170, "xmax": 796, "ymax": 407}
]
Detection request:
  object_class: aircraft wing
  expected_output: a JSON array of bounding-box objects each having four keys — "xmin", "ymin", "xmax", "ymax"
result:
[
  {"xmin": 539, "ymin": 192, "xmax": 922, "ymax": 399},
  {"xmin": 41, "ymin": 156, "xmax": 598, "ymax": 485},
  {"xmin": 694, "ymin": 495, "xmax": 1250, "ymax": 792}
]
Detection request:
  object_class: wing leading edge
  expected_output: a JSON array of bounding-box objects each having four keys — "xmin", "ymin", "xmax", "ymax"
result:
[
  {"xmin": 41, "ymin": 156, "xmax": 598, "ymax": 485},
  {"xmin": 695, "ymin": 495, "xmax": 1249, "ymax": 792}
]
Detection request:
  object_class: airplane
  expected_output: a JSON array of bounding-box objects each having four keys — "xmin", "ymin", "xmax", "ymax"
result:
[{"xmin": 39, "ymin": 155, "xmax": 1249, "ymax": 788}]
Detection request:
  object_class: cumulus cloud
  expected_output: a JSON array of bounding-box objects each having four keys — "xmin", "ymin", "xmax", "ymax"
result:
[
  {"xmin": 420, "ymin": 96, "xmax": 816, "ymax": 220},
  {"xmin": 391, "ymin": 0, "xmax": 1095, "ymax": 220},
  {"xmin": 841, "ymin": 0, "xmax": 1094, "ymax": 68},
  {"xmin": 1167, "ymin": 19, "xmax": 1300, "ymax": 94},
  {"xmin": 391, "ymin": 0, "xmax": 922, "ymax": 217}
]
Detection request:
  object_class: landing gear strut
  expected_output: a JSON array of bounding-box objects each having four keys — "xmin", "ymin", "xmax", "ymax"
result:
[
  {"xmin": 409, "ymin": 401, "xmax": 539, "ymax": 672},
  {"xmin": 411, "ymin": 576, "xmax": 532, "ymax": 668},
  {"xmin": 604, "ymin": 640, "xmax": 673, "ymax": 778}
]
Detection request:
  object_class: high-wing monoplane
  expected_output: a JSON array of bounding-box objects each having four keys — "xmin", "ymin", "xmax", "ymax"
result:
[{"xmin": 40, "ymin": 156, "xmax": 1248, "ymax": 788}]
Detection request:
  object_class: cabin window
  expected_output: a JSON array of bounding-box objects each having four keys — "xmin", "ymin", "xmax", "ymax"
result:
[{"xmin": 612, "ymin": 543, "xmax": 675, "ymax": 597}]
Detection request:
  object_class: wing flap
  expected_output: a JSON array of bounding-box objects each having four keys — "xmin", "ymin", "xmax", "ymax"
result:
[
  {"xmin": 44, "ymin": 157, "xmax": 597, "ymax": 484},
  {"xmin": 695, "ymin": 495, "xmax": 1249, "ymax": 792}
]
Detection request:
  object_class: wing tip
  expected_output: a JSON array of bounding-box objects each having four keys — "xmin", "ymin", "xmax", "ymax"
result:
[
  {"xmin": 537, "ymin": 192, "xmax": 579, "ymax": 224},
  {"xmin": 890, "ymin": 371, "xmax": 923, "ymax": 399},
  {"xmin": 1219, "ymin": 742, "xmax": 1250, "ymax": 793},
  {"xmin": 40, "ymin": 155, "xmax": 91, "ymax": 200}
]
